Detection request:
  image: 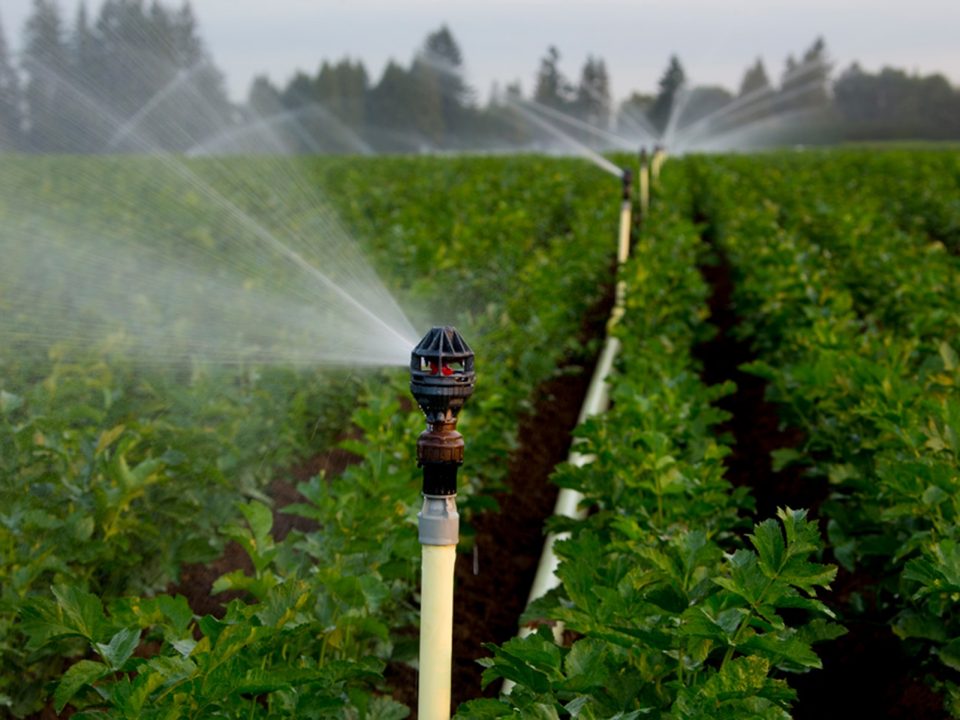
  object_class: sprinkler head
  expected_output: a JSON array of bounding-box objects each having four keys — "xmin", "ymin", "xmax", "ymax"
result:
[
  {"xmin": 410, "ymin": 326, "xmax": 476, "ymax": 495},
  {"xmin": 410, "ymin": 326, "xmax": 475, "ymax": 424},
  {"xmin": 621, "ymin": 168, "xmax": 633, "ymax": 201}
]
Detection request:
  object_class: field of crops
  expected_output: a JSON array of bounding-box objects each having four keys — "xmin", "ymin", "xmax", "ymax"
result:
[{"xmin": 1, "ymin": 149, "xmax": 960, "ymax": 718}]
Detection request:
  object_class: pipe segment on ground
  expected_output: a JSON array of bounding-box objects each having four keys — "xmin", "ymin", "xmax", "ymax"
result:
[{"xmin": 503, "ymin": 190, "xmax": 633, "ymax": 696}]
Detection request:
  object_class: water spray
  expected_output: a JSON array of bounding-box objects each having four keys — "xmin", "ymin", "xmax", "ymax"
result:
[{"xmin": 410, "ymin": 326, "xmax": 476, "ymax": 720}]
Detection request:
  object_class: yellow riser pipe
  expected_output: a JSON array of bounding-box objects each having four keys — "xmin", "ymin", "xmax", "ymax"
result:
[
  {"xmin": 419, "ymin": 543, "xmax": 457, "ymax": 720},
  {"xmin": 639, "ymin": 163, "xmax": 650, "ymax": 218}
]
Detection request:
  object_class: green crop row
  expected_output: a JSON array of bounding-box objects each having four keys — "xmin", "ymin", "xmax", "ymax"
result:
[
  {"xmin": 457, "ymin": 165, "xmax": 839, "ymax": 719},
  {"xmin": 1, "ymin": 155, "xmax": 615, "ymax": 716},
  {"xmin": 687, "ymin": 151, "xmax": 960, "ymax": 713}
]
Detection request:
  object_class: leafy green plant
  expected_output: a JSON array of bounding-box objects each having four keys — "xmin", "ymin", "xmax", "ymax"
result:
[
  {"xmin": 687, "ymin": 150, "xmax": 960, "ymax": 712},
  {"xmin": 2, "ymin": 154, "xmax": 616, "ymax": 715},
  {"xmin": 464, "ymin": 510, "xmax": 837, "ymax": 719},
  {"xmin": 462, "ymin": 169, "xmax": 838, "ymax": 717}
]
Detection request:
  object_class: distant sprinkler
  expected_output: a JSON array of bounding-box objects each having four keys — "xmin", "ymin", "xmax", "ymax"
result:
[
  {"xmin": 638, "ymin": 147, "xmax": 650, "ymax": 218},
  {"xmin": 618, "ymin": 168, "xmax": 633, "ymax": 265},
  {"xmin": 409, "ymin": 326, "xmax": 475, "ymax": 720},
  {"xmin": 621, "ymin": 168, "xmax": 633, "ymax": 202}
]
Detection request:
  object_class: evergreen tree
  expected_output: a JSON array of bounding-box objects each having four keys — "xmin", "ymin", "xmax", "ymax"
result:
[
  {"xmin": 0, "ymin": 10, "xmax": 23, "ymax": 151},
  {"xmin": 315, "ymin": 61, "xmax": 341, "ymax": 116},
  {"xmin": 63, "ymin": 1, "xmax": 104, "ymax": 152},
  {"xmin": 81, "ymin": 0, "xmax": 231, "ymax": 151},
  {"xmin": 167, "ymin": 1, "xmax": 232, "ymax": 149},
  {"xmin": 738, "ymin": 58, "xmax": 770, "ymax": 96},
  {"xmin": 170, "ymin": 2, "xmax": 202, "ymax": 66},
  {"xmin": 419, "ymin": 25, "xmax": 470, "ymax": 142},
  {"xmin": 71, "ymin": 2, "xmax": 96, "ymax": 77},
  {"xmin": 648, "ymin": 55, "xmax": 686, "ymax": 134},
  {"xmin": 22, "ymin": 0, "xmax": 71, "ymax": 152},
  {"xmin": 93, "ymin": 0, "xmax": 154, "ymax": 117},
  {"xmin": 728, "ymin": 58, "xmax": 773, "ymax": 129},
  {"xmin": 282, "ymin": 71, "xmax": 313, "ymax": 109},
  {"xmin": 368, "ymin": 60, "xmax": 419, "ymax": 150},
  {"xmin": 338, "ymin": 60, "xmax": 368, "ymax": 128},
  {"xmin": 533, "ymin": 46, "xmax": 573, "ymax": 111},
  {"xmin": 313, "ymin": 58, "xmax": 368, "ymax": 128},
  {"xmin": 616, "ymin": 91, "xmax": 654, "ymax": 137},
  {"xmin": 248, "ymin": 75, "xmax": 283, "ymax": 117},
  {"xmin": 834, "ymin": 64, "xmax": 960, "ymax": 140},
  {"xmin": 408, "ymin": 56, "xmax": 445, "ymax": 145},
  {"xmin": 779, "ymin": 38, "xmax": 831, "ymax": 111},
  {"xmin": 575, "ymin": 55, "xmax": 611, "ymax": 127}
]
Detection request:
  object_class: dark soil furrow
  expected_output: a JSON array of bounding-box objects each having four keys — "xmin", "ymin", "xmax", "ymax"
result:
[
  {"xmin": 444, "ymin": 274, "xmax": 617, "ymax": 709},
  {"xmin": 691, "ymin": 209, "xmax": 944, "ymax": 719}
]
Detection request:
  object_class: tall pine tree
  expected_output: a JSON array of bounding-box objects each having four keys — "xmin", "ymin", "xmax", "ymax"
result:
[
  {"xmin": 22, "ymin": 0, "xmax": 70, "ymax": 152},
  {"xmin": 780, "ymin": 38, "xmax": 831, "ymax": 111},
  {"xmin": 575, "ymin": 55, "xmax": 611, "ymax": 127},
  {"xmin": 63, "ymin": 1, "xmax": 105, "ymax": 152},
  {"xmin": 420, "ymin": 25, "xmax": 470, "ymax": 141},
  {"xmin": 0, "ymin": 10, "xmax": 23, "ymax": 150},
  {"xmin": 648, "ymin": 55, "xmax": 686, "ymax": 135},
  {"xmin": 739, "ymin": 58, "xmax": 770, "ymax": 97},
  {"xmin": 533, "ymin": 46, "xmax": 573, "ymax": 111}
]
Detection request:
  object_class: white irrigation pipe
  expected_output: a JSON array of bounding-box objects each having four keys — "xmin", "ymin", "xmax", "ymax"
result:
[
  {"xmin": 503, "ymin": 190, "xmax": 633, "ymax": 695},
  {"xmin": 419, "ymin": 543, "xmax": 456, "ymax": 719},
  {"xmin": 639, "ymin": 153, "xmax": 651, "ymax": 219}
]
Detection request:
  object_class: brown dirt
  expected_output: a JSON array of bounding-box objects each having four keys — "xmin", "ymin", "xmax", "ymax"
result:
[
  {"xmin": 693, "ymin": 237, "xmax": 826, "ymax": 520},
  {"xmin": 792, "ymin": 566, "xmax": 947, "ymax": 720},
  {"xmin": 692, "ymin": 212, "xmax": 946, "ymax": 719}
]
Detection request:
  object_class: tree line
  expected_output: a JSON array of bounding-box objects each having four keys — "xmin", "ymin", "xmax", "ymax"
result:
[
  {"xmin": 0, "ymin": 0, "xmax": 230, "ymax": 153},
  {"xmin": 1, "ymin": 1, "xmax": 959, "ymax": 154}
]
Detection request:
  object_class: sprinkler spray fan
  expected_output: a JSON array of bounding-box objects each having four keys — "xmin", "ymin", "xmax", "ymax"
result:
[{"xmin": 410, "ymin": 326, "xmax": 476, "ymax": 497}]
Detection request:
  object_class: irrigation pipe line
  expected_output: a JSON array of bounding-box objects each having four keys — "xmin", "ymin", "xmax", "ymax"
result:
[{"xmin": 502, "ymin": 173, "xmax": 638, "ymax": 695}]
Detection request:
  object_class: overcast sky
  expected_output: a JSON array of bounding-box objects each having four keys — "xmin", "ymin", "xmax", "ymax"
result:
[{"xmin": 3, "ymin": 0, "xmax": 959, "ymax": 104}]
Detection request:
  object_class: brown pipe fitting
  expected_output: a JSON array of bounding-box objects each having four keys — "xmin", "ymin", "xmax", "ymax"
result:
[{"xmin": 417, "ymin": 420, "xmax": 465, "ymax": 466}]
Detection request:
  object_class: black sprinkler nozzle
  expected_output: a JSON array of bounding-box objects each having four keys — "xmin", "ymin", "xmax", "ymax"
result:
[
  {"xmin": 621, "ymin": 168, "xmax": 633, "ymax": 201},
  {"xmin": 410, "ymin": 326, "xmax": 475, "ymax": 425},
  {"xmin": 410, "ymin": 326, "xmax": 476, "ymax": 496}
]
